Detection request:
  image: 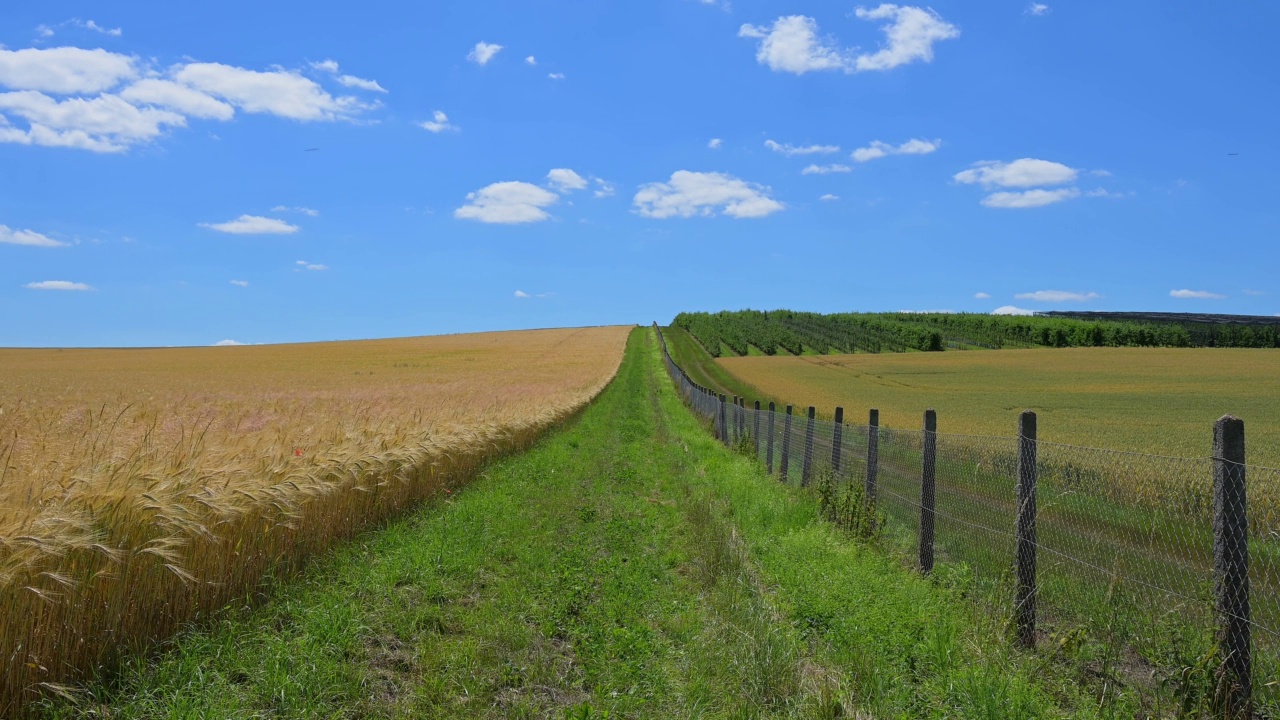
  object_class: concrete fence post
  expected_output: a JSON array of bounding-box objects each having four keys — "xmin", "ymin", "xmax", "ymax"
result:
[
  {"xmin": 1015, "ymin": 410, "xmax": 1038, "ymax": 649},
  {"xmin": 920, "ymin": 409, "xmax": 937, "ymax": 575},
  {"xmin": 767, "ymin": 402, "xmax": 777, "ymax": 474},
  {"xmin": 1213, "ymin": 414, "xmax": 1251, "ymax": 718},
  {"xmin": 753, "ymin": 401, "xmax": 761, "ymax": 459},
  {"xmin": 780, "ymin": 405, "xmax": 793, "ymax": 481},
  {"xmin": 801, "ymin": 406, "xmax": 816, "ymax": 487},
  {"xmin": 831, "ymin": 407, "xmax": 844, "ymax": 476}
]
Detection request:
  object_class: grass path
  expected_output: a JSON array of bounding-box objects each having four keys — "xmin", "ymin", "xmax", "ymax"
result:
[{"xmin": 42, "ymin": 329, "xmax": 1110, "ymax": 719}]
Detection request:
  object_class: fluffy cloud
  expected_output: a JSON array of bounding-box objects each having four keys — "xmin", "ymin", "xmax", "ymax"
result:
[
  {"xmin": 118, "ymin": 79, "xmax": 234, "ymax": 120},
  {"xmin": 819, "ymin": 193, "xmax": 840, "ymax": 201},
  {"xmin": 738, "ymin": 16, "xmax": 852, "ymax": 74},
  {"xmin": 230, "ymin": 279, "xmax": 249, "ymax": 287},
  {"xmin": 802, "ymin": 164, "xmax": 851, "ymax": 175},
  {"xmin": 981, "ymin": 188, "xmax": 1080, "ymax": 208},
  {"xmin": 992, "ymin": 305, "xmax": 1034, "ymax": 316},
  {"xmin": 0, "ymin": 47, "xmax": 136, "ymax": 93},
  {"xmin": 765, "ymin": 139, "xmax": 840, "ymax": 156},
  {"xmin": 1015, "ymin": 290, "xmax": 1100, "ymax": 302},
  {"xmin": 548, "ymin": 73, "xmax": 566, "ymax": 80},
  {"xmin": 708, "ymin": 138, "xmax": 722, "ymax": 149},
  {"xmin": 1, "ymin": 224, "xmax": 67, "ymax": 247},
  {"xmin": 0, "ymin": 90, "xmax": 186, "ymax": 152},
  {"xmin": 852, "ymin": 137, "xmax": 939, "ymax": 162},
  {"xmin": 634, "ymin": 171, "xmax": 784, "ymax": 219},
  {"xmin": 271, "ymin": 205, "xmax": 319, "ymax": 216},
  {"xmin": 455, "ymin": 181, "xmax": 560, "ymax": 224},
  {"xmin": 295, "ymin": 260, "xmax": 327, "ymax": 271},
  {"xmin": 213, "ymin": 339, "xmax": 246, "ymax": 346},
  {"xmin": 309, "ymin": 58, "xmax": 386, "ymax": 93},
  {"xmin": 525, "ymin": 56, "xmax": 537, "ymax": 65},
  {"xmin": 547, "ymin": 168, "xmax": 588, "ymax": 192},
  {"xmin": 200, "ymin": 215, "xmax": 300, "ymax": 234},
  {"xmin": 954, "ymin": 158, "xmax": 1077, "ymax": 188},
  {"xmin": 1170, "ymin": 289, "xmax": 1225, "ymax": 300},
  {"xmin": 25, "ymin": 280, "xmax": 92, "ymax": 291},
  {"xmin": 468, "ymin": 42, "xmax": 503, "ymax": 66},
  {"xmin": 853, "ymin": 4, "xmax": 960, "ymax": 71},
  {"xmin": 1026, "ymin": 3, "xmax": 1051, "ymax": 16},
  {"xmin": 420, "ymin": 110, "xmax": 457, "ymax": 133},
  {"xmin": 974, "ymin": 292, "xmax": 991, "ymax": 299},
  {"xmin": 514, "ymin": 290, "xmax": 552, "ymax": 299},
  {"xmin": 593, "ymin": 178, "xmax": 616, "ymax": 198},
  {"xmin": 174, "ymin": 63, "xmax": 365, "ymax": 121}
]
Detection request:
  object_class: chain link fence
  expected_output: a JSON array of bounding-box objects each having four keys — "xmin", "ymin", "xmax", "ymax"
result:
[{"xmin": 657, "ymin": 324, "xmax": 1280, "ymax": 717}]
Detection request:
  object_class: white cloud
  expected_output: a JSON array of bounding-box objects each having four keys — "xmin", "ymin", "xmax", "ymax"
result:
[
  {"xmin": 738, "ymin": 16, "xmax": 852, "ymax": 74},
  {"xmin": 765, "ymin": 139, "xmax": 840, "ymax": 156},
  {"xmin": 230, "ymin": 279, "xmax": 249, "ymax": 287},
  {"xmin": 200, "ymin": 215, "xmax": 299, "ymax": 235},
  {"xmin": 852, "ymin": 137, "xmax": 939, "ymax": 162},
  {"xmin": 468, "ymin": 42, "xmax": 503, "ymax": 66},
  {"xmin": 819, "ymin": 193, "xmax": 840, "ymax": 201},
  {"xmin": 213, "ymin": 339, "xmax": 245, "ymax": 346},
  {"xmin": 954, "ymin": 158, "xmax": 1078, "ymax": 188},
  {"xmin": 634, "ymin": 171, "xmax": 784, "ymax": 219},
  {"xmin": 310, "ymin": 59, "xmax": 340, "ymax": 73},
  {"xmin": 36, "ymin": 25, "xmax": 55, "ymax": 39},
  {"xmin": 295, "ymin": 260, "xmax": 327, "ymax": 271},
  {"xmin": 25, "ymin": 280, "xmax": 92, "ymax": 291},
  {"xmin": 455, "ymin": 181, "xmax": 560, "ymax": 224},
  {"xmin": 514, "ymin": 290, "xmax": 530, "ymax": 298},
  {"xmin": 802, "ymin": 163, "xmax": 851, "ymax": 175},
  {"xmin": 271, "ymin": 205, "xmax": 319, "ymax": 216},
  {"xmin": 80, "ymin": 20, "xmax": 123, "ymax": 37},
  {"xmin": 547, "ymin": 168, "xmax": 588, "ymax": 192},
  {"xmin": 0, "ymin": 90, "xmax": 186, "ymax": 152},
  {"xmin": 525, "ymin": 56, "xmax": 537, "ymax": 65},
  {"xmin": 974, "ymin": 292, "xmax": 991, "ymax": 299},
  {"xmin": 1085, "ymin": 188, "xmax": 1129, "ymax": 199},
  {"xmin": 336, "ymin": 74, "xmax": 386, "ymax": 93},
  {"xmin": 1170, "ymin": 289, "xmax": 1225, "ymax": 300},
  {"xmin": 0, "ymin": 224, "xmax": 67, "ymax": 247},
  {"xmin": 514, "ymin": 289, "xmax": 552, "ymax": 299},
  {"xmin": 853, "ymin": 4, "xmax": 960, "ymax": 72},
  {"xmin": 419, "ymin": 110, "xmax": 457, "ymax": 133},
  {"xmin": 174, "ymin": 63, "xmax": 365, "ymax": 121},
  {"xmin": 1015, "ymin": 290, "xmax": 1100, "ymax": 302},
  {"xmin": 708, "ymin": 138, "xmax": 722, "ymax": 149},
  {"xmin": 593, "ymin": 178, "xmax": 616, "ymax": 198},
  {"xmin": 0, "ymin": 47, "xmax": 136, "ymax": 93},
  {"xmin": 981, "ymin": 188, "xmax": 1080, "ymax": 208},
  {"xmin": 118, "ymin": 79, "xmax": 234, "ymax": 120},
  {"xmin": 992, "ymin": 305, "xmax": 1034, "ymax": 316},
  {"xmin": 1026, "ymin": 3, "xmax": 1051, "ymax": 16},
  {"xmin": 548, "ymin": 72, "xmax": 566, "ymax": 80}
]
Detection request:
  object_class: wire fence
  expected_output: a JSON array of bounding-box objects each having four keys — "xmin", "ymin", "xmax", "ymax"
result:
[{"xmin": 657, "ymin": 324, "xmax": 1279, "ymax": 717}]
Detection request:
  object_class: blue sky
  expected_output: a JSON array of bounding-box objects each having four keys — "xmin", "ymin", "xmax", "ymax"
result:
[{"xmin": 1, "ymin": 1, "xmax": 1277, "ymax": 347}]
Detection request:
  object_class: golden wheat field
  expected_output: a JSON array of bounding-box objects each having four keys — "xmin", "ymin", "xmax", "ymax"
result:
[{"xmin": 0, "ymin": 325, "xmax": 631, "ymax": 713}]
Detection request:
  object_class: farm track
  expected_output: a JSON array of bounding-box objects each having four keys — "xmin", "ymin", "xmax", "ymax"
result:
[{"xmin": 42, "ymin": 328, "xmax": 1115, "ymax": 718}]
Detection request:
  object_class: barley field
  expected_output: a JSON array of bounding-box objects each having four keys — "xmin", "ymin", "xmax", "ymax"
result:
[
  {"xmin": 720, "ymin": 346, "xmax": 1280, "ymax": 466},
  {"xmin": 0, "ymin": 326, "xmax": 630, "ymax": 714}
]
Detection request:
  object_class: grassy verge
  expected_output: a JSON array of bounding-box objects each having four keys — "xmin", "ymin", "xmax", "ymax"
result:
[
  {"xmin": 43, "ymin": 328, "xmax": 1112, "ymax": 718},
  {"xmin": 661, "ymin": 325, "xmax": 778, "ymax": 406}
]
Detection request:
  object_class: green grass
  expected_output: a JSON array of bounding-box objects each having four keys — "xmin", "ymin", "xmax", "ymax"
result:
[{"xmin": 40, "ymin": 328, "xmax": 1121, "ymax": 718}]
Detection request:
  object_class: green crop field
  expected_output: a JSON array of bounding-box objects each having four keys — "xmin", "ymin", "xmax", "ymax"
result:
[{"xmin": 717, "ymin": 345, "xmax": 1280, "ymax": 466}]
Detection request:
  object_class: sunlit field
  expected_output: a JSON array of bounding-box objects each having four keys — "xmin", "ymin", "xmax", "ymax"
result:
[
  {"xmin": 720, "ymin": 347, "xmax": 1280, "ymax": 465},
  {"xmin": 0, "ymin": 326, "xmax": 630, "ymax": 713}
]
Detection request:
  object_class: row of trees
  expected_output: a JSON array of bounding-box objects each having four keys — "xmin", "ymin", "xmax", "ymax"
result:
[{"xmin": 671, "ymin": 310, "xmax": 1280, "ymax": 357}]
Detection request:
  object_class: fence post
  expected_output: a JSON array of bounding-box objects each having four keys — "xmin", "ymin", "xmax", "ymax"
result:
[
  {"xmin": 718, "ymin": 394, "xmax": 728, "ymax": 446},
  {"xmin": 919, "ymin": 409, "xmax": 937, "ymax": 575},
  {"xmin": 866, "ymin": 409, "xmax": 879, "ymax": 516},
  {"xmin": 753, "ymin": 401, "xmax": 761, "ymax": 459},
  {"xmin": 739, "ymin": 397, "xmax": 746, "ymax": 440},
  {"xmin": 1015, "ymin": 410, "xmax": 1038, "ymax": 649},
  {"xmin": 801, "ymin": 406, "xmax": 816, "ymax": 487},
  {"xmin": 767, "ymin": 402, "xmax": 776, "ymax": 474},
  {"xmin": 831, "ymin": 407, "xmax": 844, "ymax": 476},
  {"xmin": 780, "ymin": 405, "xmax": 793, "ymax": 481},
  {"xmin": 1213, "ymin": 415, "xmax": 1251, "ymax": 717}
]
